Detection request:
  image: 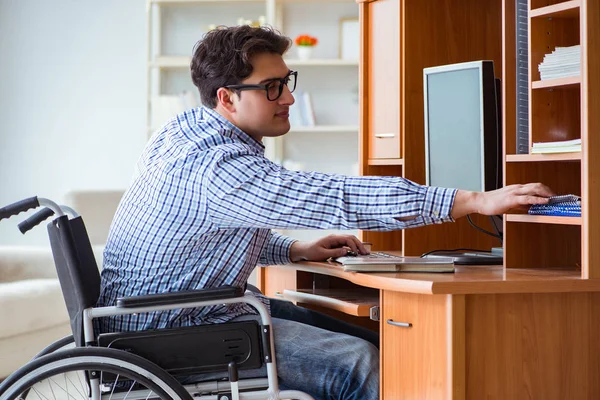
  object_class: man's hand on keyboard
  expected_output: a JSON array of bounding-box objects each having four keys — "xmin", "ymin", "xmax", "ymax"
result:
[{"xmin": 289, "ymin": 234, "xmax": 370, "ymax": 262}]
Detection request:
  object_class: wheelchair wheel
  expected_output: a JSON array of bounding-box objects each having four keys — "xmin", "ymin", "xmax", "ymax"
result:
[{"xmin": 0, "ymin": 347, "xmax": 193, "ymax": 400}]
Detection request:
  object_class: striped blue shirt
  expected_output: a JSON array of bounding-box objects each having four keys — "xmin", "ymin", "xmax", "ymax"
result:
[{"xmin": 96, "ymin": 106, "xmax": 457, "ymax": 333}]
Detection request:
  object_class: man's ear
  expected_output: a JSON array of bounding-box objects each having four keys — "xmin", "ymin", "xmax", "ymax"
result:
[{"xmin": 216, "ymin": 88, "xmax": 236, "ymax": 113}]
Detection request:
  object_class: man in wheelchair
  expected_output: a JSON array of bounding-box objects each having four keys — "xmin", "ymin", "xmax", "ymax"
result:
[
  {"xmin": 0, "ymin": 23, "xmax": 553, "ymax": 400},
  {"xmin": 94, "ymin": 25, "xmax": 554, "ymax": 400}
]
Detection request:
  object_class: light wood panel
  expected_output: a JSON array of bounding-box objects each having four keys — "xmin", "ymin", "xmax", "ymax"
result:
[
  {"xmin": 530, "ymin": 0, "xmax": 580, "ymax": 18},
  {"xmin": 273, "ymin": 260, "xmax": 600, "ymax": 295},
  {"xmin": 506, "ymin": 153, "xmax": 581, "ymax": 162},
  {"xmin": 260, "ymin": 266, "xmax": 311, "ymax": 298},
  {"xmin": 531, "ymin": 75, "xmax": 580, "ymax": 88},
  {"xmin": 381, "ymin": 291, "xmax": 460, "ymax": 399},
  {"xmin": 261, "ymin": 266, "xmax": 297, "ymax": 298},
  {"xmin": 465, "ymin": 291, "xmax": 600, "ymax": 399},
  {"xmin": 582, "ymin": 0, "xmax": 600, "ymax": 278},
  {"xmin": 281, "ymin": 288, "xmax": 378, "ymax": 317},
  {"xmin": 365, "ymin": 0, "xmax": 401, "ymax": 160},
  {"xmin": 531, "ymin": 0, "xmax": 580, "ymax": 12},
  {"xmin": 505, "ymin": 214, "xmax": 581, "ymax": 225}
]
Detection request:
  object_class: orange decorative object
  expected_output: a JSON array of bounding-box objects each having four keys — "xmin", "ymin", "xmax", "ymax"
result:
[{"xmin": 294, "ymin": 34, "xmax": 318, "ymax": 47}]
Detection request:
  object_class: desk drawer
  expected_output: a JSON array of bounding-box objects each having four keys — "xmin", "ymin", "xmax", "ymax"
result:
[{"xmin": 381, "ymin": 291, "xmax": 454, "ymax": 399}]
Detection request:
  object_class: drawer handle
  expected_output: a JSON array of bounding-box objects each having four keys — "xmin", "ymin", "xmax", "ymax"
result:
[
  {"xmin": 374, "ymin": 133, "xmax": 395, "ymax": 139},
  {"xmin": 274, "ymin": 291, "xmax": 284, "ymax": 298},
  {"xmin": 386, "ymin": 319, "xmax": 412, "ymax": 328}
]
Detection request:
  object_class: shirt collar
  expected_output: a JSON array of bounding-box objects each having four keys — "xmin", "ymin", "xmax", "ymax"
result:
[{"xmin": 202, "ymin": 107, "xmax": 265, "ymax": 153}]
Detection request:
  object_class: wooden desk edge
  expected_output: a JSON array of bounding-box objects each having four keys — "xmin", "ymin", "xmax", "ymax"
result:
[{"xmin": 263, "ymin": 261, "xmax": 600, "ymax": 295}]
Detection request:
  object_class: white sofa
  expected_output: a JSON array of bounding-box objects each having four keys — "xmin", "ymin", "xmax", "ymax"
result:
[{"xmin": 0, "ymin": 190, "xmax": 123, "ymax": 378}]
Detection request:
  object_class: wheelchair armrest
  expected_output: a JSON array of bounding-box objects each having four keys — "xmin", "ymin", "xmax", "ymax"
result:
[{"xmin": 116, "ymin": 285, "xmax": 245, "ymax": 308}]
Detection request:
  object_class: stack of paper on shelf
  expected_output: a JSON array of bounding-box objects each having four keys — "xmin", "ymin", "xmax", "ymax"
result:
[
  {"xmin": 538, "ymin": 45, "xmax": 581, "ymax": 80},
  {"xmin": 531, "ymin": 138, "xmax": 581, "ymax": 154},
  {"xmin": 528, "ymin": 194, "xmax": 581, "ymax": 217}
]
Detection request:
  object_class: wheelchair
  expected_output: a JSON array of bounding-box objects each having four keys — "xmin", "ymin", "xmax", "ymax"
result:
[{"xmin": 0, "ymin": 197, "xmax": 314, "ymax": 400}]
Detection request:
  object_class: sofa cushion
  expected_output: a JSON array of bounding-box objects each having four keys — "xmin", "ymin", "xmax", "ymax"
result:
[
  {"xmin": 0, "ymin": 246, "xmax": 58, "ymax": 282},
  {"xmin": 0, "ymin": 279, "xmax": 69, "ymax": 339},
  {"xmin": 0, "ymin": 245, "xmax": 105, "ymax": 283}
]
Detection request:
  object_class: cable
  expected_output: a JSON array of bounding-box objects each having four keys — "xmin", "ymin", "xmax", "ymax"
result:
[
  {"xmin": 489, "ymin": 215, "xmax": 503, "ymax": 244},
  {"xmin": 421, "ymin": 247, "xmax": 493, "ymax": 257},
  {"xmin": 467, "ymin": 215, "xmax": 502, "ymax": 240}
]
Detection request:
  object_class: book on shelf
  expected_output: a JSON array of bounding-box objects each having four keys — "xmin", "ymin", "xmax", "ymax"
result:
[
  {"xmin": 332, "ymin": 252, "xmax": 455, "ymax": 273},
  {"xmin": 528, "ymin": 194, "xmax": 581, "ymax": 217},
  {"xmin": 531, "ymin": 138, "xmax": 581, "ymax": 154}
]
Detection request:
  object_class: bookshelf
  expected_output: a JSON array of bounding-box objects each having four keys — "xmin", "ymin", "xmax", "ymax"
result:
[
  {"xmin": 502, "ymin": 0, "xmax": 600, "ymax": 276},
  {"xmin": 146, "ymin": 0, "xmax": 359, "ymax": 170},
  {"xmin": 355, "ymin": 0, "xmax": 600, "ymax": 277}
]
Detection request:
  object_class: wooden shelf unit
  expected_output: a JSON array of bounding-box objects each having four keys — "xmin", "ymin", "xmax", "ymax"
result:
[
  {"xmin": 499, "ymin": 0, "xmax": 596, "ymax": 275},
  {"xmin": 357, "ymin": 0, "xmax": 599, "ymax": 276}
]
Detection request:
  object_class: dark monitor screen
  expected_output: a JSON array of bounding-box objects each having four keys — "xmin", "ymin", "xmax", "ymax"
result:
[{"xmin": 423, "ymin": 60, "xmax": 501, "ymax": 193}]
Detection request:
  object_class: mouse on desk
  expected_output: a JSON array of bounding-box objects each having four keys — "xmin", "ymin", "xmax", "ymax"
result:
[{"xmin": 345, "ymin": 250, "xmax": 358, "ymax": 257}]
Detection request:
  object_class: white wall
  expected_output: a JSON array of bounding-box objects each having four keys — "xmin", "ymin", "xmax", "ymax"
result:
[{"xmin": 0, "ymin": 0, "xmax": 148, "ymax": 245}]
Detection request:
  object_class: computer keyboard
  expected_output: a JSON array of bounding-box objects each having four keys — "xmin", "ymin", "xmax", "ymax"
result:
[{"xmin": 357, "ymin": 252, "xmax": 402, "ymax": 259}]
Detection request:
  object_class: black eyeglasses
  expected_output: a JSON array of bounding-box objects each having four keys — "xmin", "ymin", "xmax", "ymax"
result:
[{"xmin": 224, "ymin": 70, "xmax": 297, "ymax": 101}]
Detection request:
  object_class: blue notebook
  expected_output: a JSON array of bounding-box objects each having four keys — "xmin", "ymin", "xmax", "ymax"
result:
[{"xmin": 528, "ymin": 194, "xmax": 581, "ymax": 217}]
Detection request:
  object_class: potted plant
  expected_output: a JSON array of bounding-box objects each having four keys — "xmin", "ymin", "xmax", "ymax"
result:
[{"xmin": 294, "ymin": 34, "xmax": 318, "ymax": 60}]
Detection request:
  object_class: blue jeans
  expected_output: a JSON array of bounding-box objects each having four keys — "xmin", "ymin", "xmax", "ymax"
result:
[{"xmin": 269, "ymin": 298, "xmax": 380, "ymax": 400}]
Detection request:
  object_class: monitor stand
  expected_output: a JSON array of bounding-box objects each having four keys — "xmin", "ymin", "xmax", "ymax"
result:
[{"xmin": 424, "ymin": 248, "xmax": 503, "ymax": 265}]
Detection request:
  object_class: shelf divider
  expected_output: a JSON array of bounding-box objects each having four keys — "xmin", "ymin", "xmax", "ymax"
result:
[
  {"xmin": 532, "ymin": 76, "xmax": 581, "ymax": 89},
  {"xmin": 506, "ymin": 153, "xmax": 582, "ymax": 162},
  {"xmin": 529, "ymin": 0, "xmax": 580, "ymax": 19},
  {"xmin": 506, "ymin": 214, "xmax": 582, "ymax": 225}
]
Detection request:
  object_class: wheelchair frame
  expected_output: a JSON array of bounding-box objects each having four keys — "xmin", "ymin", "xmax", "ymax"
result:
[{"xmin": 0, "ymin": 197, "xmax": 314, "ymax": 400}]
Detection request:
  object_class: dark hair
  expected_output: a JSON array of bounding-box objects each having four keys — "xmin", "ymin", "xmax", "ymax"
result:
[{"xmin": 191, "ymin": 25, "xmax": 292, "ymax": 108}]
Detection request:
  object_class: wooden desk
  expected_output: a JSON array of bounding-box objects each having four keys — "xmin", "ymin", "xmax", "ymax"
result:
[{"xmin": 258, "ymin": 263, "xmax": 600, "ymax": 399}]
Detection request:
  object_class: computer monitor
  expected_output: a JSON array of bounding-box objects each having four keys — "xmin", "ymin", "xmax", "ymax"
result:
[
  {"xmin": 424, "ymin": 60, "xmax": 501, "ymax": 192},
  {"xmin": 423, "ymin": 60, "xmax": 503, "ymax": 265}
]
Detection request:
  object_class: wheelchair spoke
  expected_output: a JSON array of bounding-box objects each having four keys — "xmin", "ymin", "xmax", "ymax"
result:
[
  {"xmin": 30, "ymin": 386, "xmax": 50, "ymax": 400},
  {"xmin": 107, "ymin": 373, "xmax": 119, "ymax": 399},
  {"xmin": 1, "ymin": 348, "xmax": 192, "ymax": 400}
]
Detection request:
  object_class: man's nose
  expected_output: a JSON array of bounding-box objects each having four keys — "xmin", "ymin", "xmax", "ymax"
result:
[{"xmin": 279, "ymin": 85, "xmax": 295, "ymax": 105}]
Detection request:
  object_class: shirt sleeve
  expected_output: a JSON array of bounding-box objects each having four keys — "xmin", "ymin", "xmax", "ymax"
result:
[
  {"xmin": 205, "ymin": 148, "xmax": 458, "ymax": 231},
  {"xmin": 257, "ymin": 231, "xmax": 297, "ymax": 266}
]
